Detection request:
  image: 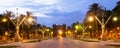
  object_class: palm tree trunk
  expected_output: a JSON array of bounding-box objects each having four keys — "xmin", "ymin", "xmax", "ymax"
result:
[{"xmin": 14, "ymin": 26, "xmax": 22, "ymax": 42}]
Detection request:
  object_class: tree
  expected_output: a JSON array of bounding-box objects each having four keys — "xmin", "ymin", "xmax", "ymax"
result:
[
  {"xmin": 3, "ymin": 10, "xmax": 36, "ymax": 42},
  {"xmin": 84, "ymin": 3, "xmax": 101, "ymax": 31},
  {"xmin": 105, "ymin": 10, "xmax": 114, "ymax": 29},
  {"xmin": 71, "ymin": 21, "xmax": 84, "ymax": 38},
  {"xmin": 84, "ymin": 3, "xmax": 107, "ymax": 39},
  {"xmin": 112, "ymin": 1, "xmax": 120, "ymax": 27}
]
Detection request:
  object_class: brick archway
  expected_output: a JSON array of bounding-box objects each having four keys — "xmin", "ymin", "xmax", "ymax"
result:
[{"xmin": 53, "ymin": 24, "xmax": 66, "ymax": 37}]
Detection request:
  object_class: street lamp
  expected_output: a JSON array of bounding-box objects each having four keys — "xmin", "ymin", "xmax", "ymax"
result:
[
  {"xmin": 113, "ymin": 17, "xmax": 118, "ymax": 21},
  {"xmin": 68, "ymin": 31, "xmax": 71, "ymax": 34},
  {"xmin": 46, "ymin": 28, "xmax": 50, "ymax": 32},
  {"xmin": 88, "ymin": 16, "xmax": 94, "ymax": 22},
  {"xmin": 89, "ymin": 25, "xmax": 92, "ymax": 28},
  {"xmin": 51, "ymin": 32, "xmax": 53, "ymax": 37},
  {"xmin": 75, "ymin": 25, "xmax": 79, "ymax": 38},
  {"xmin": 117, "ymin": 27, "xmax": 120, "ymax": 30},
  {"xmin": 2, "ymin": 18, "xmax": 7, "ymax": 22},
  {"xmin": 27, "ymin": 17, "xmax": 33, "ymax": 23},
  {"xmin": 88, "ymin": 25, "xmax": 92, "ymax": 38},
  {"xmin": 5, "ymin": 31, "xmax": 8, "ymax": 36},
  {"xmin": 80, "ymin": 17, "xmax": 93, "ymax": 38},
  {"xmin": 75, "ymin": 25, "xmax": 79, "ymax": 30},
  {"xmin": 5, "ymin": 31, "xmax": 8, "ymax": 40},
  {"xmin": 46, "ymin": 28, "xmax": 50, "ymax": 38}
]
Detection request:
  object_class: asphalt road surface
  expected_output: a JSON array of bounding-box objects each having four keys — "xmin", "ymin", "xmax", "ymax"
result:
[
  {"xmin": 0, "ymin": 38, "xmax": 118, "ymax": 48},
  {"xmin": 20, "ymin": 38, "xmax": 116, "ymax": 48}
]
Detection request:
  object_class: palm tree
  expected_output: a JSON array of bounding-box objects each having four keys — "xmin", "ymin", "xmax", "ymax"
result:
[
  {"xmin": 84, "ymin": 3, "xmax": 106, "ymax": 39},
  {"xmin": 25, "ymin": 12, "xmax": 37, "ymax": 27},
  {"xmin": 3, "ymin": 10, "xmax": 36, "ymax": 42}
]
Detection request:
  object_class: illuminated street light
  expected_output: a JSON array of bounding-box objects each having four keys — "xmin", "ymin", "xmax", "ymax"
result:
[
  {"xmin": 117, "ymin": 27, "xmax": 119, "ymax": 30},
  {"xmin": 68, "ymin": 31, "xmax": 71, "ymax": 34},
  {"xmin": 75, "ymin": 25, "xmax": 79, "ymax": 30},
  {"xmin": 110, "ymin": 31, "xmax": 113, "ymax": 32},
  {"xmin": 75, "ymin": 25, "xmax": 79, "ymax": 38},
  {"xmin": 5, "ymin": 31, "xmax": 8, "ymax": 40},
  {"xmin": 51, "ymin": 32, "xmax": 53, "ymax": 37},
  {"xmin": 89, "ymin": 25, "xmax": 92, "ymax": 28},
  {"xmin": 5, "ymin": 31, "xmax": 8, "ymax": 36},
  {"xmin": 2, "ymin": 18, "xmax": 7, "ymax": 22},
  {"xmin": 51, "ymin": 32, "xmax": 53, "ymax": 34},
  {"xmin": 88, "ymin": 16, "xmax": 94, "ymax": 22},
  {"xmin": 113, "ymin": 17, "xmax": 118, "ymax": 21},
  {"xmin": 27, "ymin": 17, "xmax": 33, "ymax": 23},
  {"xmin": 46, "ymin": 28, "xmax": 50, "ymax": 32}
]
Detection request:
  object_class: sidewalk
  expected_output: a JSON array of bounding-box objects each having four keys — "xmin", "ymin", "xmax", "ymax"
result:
[
  {"xmin": 79, "ymin": 38, "xmax": 100, "ymax": 42},
  {"xmin": 0, "ymin": 39, "xmax": 39, "ymax": 46},
  {"xmin": 0, "ymin": 40, "xmax": 14, "ymax": 44},
  {"xmin": 82, "ymin": 38, "xmax": 120, "ymax": 47},
  {"xmin": 100, "ymin": 40, "xmax": 120, "ymax": 46}
]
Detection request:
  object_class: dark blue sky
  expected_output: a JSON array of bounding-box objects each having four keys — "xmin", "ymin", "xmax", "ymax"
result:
[{"xmin": 0, "ymin": 0, "xmax": 119, "ymax": 27}]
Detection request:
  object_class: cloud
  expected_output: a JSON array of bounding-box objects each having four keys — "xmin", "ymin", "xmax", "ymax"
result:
[
  {"xmin": 37, "ymin": 5, "xmax": 63, "ymax": 13},
  {"xmin": 0, "ymin": 7, "xmax": 33, "ymax": 15},
  {"xmin": 0, "ymin": 0, "xmax": 56, "ymax": 6},
  {"xmin": 0, "ymin": 0, "xmax": 118, "ymax": 27},
  {"xmin": 33, "ymin": 13, "xmax": 53, "ymax": 18},
  {"xmin": 0, "ymin": 0, "xmax": 56, "ymax": 18},
  {"xmin": 32, "ymin": 0, "xmax": 56, "ymax": 5},
  {"xmin": 37, "ymin": 10, "xmax": 85, "ymax": 27},
  {"xmin": 0, "ymin": 0, "xmax": 30, "ymax": 7}
]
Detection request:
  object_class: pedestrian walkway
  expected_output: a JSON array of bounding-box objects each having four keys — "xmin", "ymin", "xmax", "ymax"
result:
[{"xmin": 0, "ymin": 39, "xmax": 39, "ymax": 46}]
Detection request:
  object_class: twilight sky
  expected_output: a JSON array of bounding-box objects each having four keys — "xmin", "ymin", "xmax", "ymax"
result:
[{"xmin": 0, "ymin": 0, "xmax": 119, "ymax": 27}]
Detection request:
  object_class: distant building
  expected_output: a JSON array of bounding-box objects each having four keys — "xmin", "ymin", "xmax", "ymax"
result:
[{"xmin": 52, "ymin": 24, "xmax": 66, "ymax": 37}]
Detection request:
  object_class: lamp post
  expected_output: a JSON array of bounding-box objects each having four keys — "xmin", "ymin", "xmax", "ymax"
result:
[
  {"xmin": 5, "ymin": 31, "xmax": 8, "ymax": 40},
  {"xmin": 80, "ymin": 17, "xmax": 93, "ymax": 38},
  {"xmin": 75, "ymin": 25, "xmax": 79, "ymax": 38},
  {"xmin": 51, "ymin": 32, "xmax": 53, "ymax": 38},
  {"xmin": 88, "ymin": 25, "xmax": 92, "ymax": 38},
  {"xmin": 46, "ymin": 28, "xmax": 50, "ymax": 38}
]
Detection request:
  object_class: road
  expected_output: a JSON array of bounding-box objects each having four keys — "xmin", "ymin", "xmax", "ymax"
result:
[{"xmin": 0, "ymin": 38, "xmax": 118, "ymax": 48}]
